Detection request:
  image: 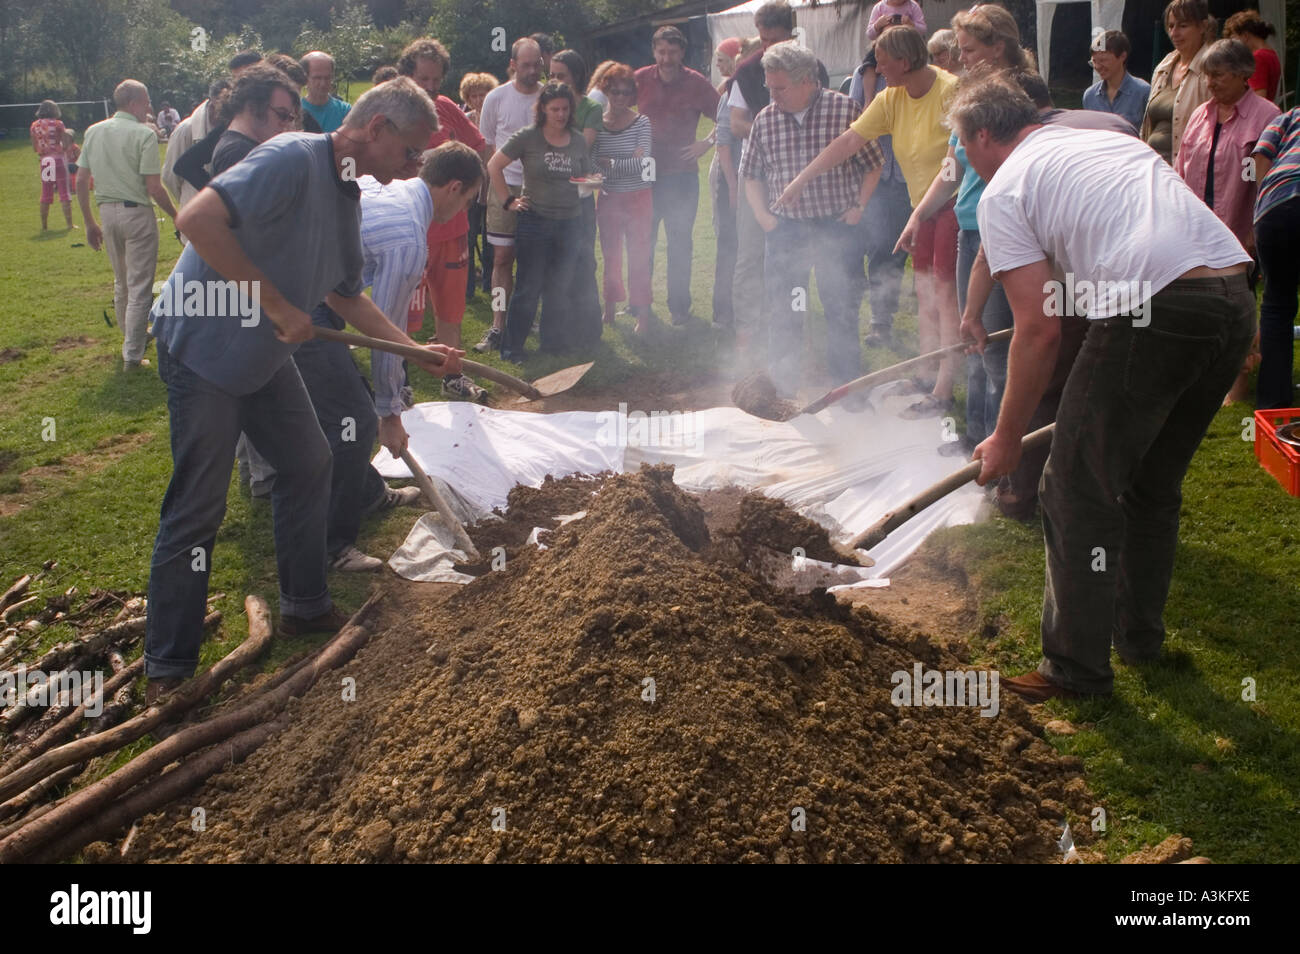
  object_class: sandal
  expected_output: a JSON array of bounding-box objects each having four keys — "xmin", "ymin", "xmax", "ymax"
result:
[{"xmin": 898, "ymin": 393, "xmax": 953, "ymax": 419}]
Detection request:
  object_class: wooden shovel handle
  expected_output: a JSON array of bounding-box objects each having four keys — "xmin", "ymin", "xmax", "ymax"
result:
[
  {"xmin": 843, "ymin": 424, "xmax": 1056, "ymax": 553},
  {"xmin": 311, "ymin": 326, "xmax": 542, "ymax": 399},
  {"xmin": 399, "ymin": 450, "xmax": 481, "ymax": 562},
  {"xmin": 801, "ymin": 328, "xmax": 1015, "ymax": 417}
]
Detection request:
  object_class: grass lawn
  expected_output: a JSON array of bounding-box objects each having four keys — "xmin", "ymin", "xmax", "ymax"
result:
[{"xmin": 0, "ymin": 110, "xmax": 1297, "ymax": 862}]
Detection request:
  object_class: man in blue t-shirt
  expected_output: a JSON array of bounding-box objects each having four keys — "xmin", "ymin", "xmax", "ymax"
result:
[
  {"xmin": 300, "ymin": 51, "xmax": 352, "ymax": 132},
  {"xmin": 144, "ymin": 78, "xmax": 462, "ymax": 700}
]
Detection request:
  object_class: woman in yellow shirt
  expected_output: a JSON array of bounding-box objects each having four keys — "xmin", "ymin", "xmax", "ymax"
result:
[{"xmin": 778, "ymin": 26, "xmax": 960, "ymax": 415}]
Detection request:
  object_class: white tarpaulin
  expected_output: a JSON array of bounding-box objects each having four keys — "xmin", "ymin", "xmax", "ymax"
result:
[
  {"xmin": 706, "ymin": 0, "xmax": 871, "ymax": 88},
  {"xmin": 374, "ymin": 382, "xmax": 990, "ymax": 584}
]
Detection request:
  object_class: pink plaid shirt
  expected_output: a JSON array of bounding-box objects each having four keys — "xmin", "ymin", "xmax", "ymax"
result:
[{"xmin": 739, "ymin": 88, "xmax": 883, "ymax": 219}]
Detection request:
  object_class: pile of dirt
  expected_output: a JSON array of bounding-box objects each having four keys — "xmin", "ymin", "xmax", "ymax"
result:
[
  {"xmin": 120, "ymin": 465, "xmax": 1093, "ymax": 863},
  {"xmin": 455, "ymin": 472, "xmax": 609, "ymax": 573}
]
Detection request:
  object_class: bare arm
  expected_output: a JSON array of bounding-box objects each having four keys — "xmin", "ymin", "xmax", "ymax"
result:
[
  {"xmin": 144, "ymin": 174, "xmax": 178, "ymax": 220},
  {"xmin": 729, "ymin": 106, "xmax": 752, "ymax": 142},
  {"xmin": 960, "ymin": 244, "xmax": 997, "ymax": 345},
  {"xmin": 76, "ymin": 173, "xmax": 102, "ymax": 250},
  {"xmin": 896, "ymin": 145, "xmax": 961, "ymax": 254},
  {"xmin": 486, "ymin": 150, "xmax": 512, "ymax": 206},
  {"xmin": 175, "ymin": 188, "xmax": 313, "ymax": 343},
  {"xmin": 744, "ymin": 177, "xmax": 776, "ymax": 231},
  {"xmin": 972, "ymin": 259, "xmax": 1061, "ymax": 485},
  {"xmin": 324, "ymin": 290, "xmax": 463, "ymax": 377}
]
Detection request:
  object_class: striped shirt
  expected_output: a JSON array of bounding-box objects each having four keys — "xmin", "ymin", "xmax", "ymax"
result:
[
  {"xmin": 739, "ymin": 87, "xmax": 883, "ymax": 219},
  {"xmin": 357, "ymin": 175, "xmax": 435, "ymax": 417},
  {"xmin": 592, "ymin": 113, "xmax": 653, "ymax": 193},
  {"xmin": 1253, "ymin": 107, "xmax": 1300, "ymax": 224}
]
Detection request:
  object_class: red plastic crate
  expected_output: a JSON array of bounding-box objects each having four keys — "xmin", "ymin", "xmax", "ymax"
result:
[{"xmin": 1254, "ymin": 408, "xmax": 1300, "ymax": 497}]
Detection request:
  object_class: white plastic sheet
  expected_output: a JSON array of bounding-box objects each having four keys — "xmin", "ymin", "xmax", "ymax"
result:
[{"xmin": 376, "ymin": 388, "xmax": 989, "ymax": 583}]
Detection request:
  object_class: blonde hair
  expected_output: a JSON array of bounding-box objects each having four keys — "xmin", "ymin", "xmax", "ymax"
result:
[
  {"xmin": 951, "ymin": 4, "xmax": 1035, "ymax": 71},
  {"xmin": 459, "ymin": 71, "xmax": 499, "ymax": 101}
]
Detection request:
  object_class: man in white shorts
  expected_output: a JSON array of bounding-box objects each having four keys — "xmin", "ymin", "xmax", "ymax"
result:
[{"xmin": 474, "ymin": 37, "xmax": 543, "ymax": 352}]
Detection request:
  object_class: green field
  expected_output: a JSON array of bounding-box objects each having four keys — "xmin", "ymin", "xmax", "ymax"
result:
[{"xmin": 0, "ymin": 115, "xmax": 1297, "ymax": 863}]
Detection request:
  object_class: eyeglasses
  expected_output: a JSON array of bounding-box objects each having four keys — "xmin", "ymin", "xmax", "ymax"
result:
[
  {"xmin": 608, "ymin": 87, "xmax": 635, "ymax": 96},
  {"xmin": 386, "ymin": 119, "xmax": 425, "ymax": 161},
  {"xmin": 270, "ymin": 105, "xmax": 299, "ymax": 123}
]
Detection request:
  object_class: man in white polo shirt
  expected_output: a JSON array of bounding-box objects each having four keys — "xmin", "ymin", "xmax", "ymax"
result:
[{"xmin": 953, "ymin": 74, "xmax": 1254, "ymax": 702}]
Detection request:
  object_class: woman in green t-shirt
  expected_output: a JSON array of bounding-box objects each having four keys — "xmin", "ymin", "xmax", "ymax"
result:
[
  {"xmin": 487, "ymin": 82, "xmax": 594, "ymax": 361},
  {"xmin": 552, "ymin": 50, "xmax": 605, "ymax": 348}
]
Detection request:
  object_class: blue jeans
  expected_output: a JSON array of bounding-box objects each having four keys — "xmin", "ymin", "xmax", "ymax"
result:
[
  {"xmin": 294, "ymin": 305, "xmax": 388, "ymax": 558},
  {"xmin": 146, "ymin": 343, "xmax": 334, "ymax": 679},
  {"xmin": 956, "ymin": 229, "xmax": 1014, "ymax": 445},
  {"xmin": 503, "ymin": 210, "xmax": 583, "ymax": 356},
  {"xmin": 855, "ymin": 176, "xmax": 911, "ymax": 332},
  {"xmin": 650, "ymin": 170, "xmax": 700, "ymax": 317},
  {"xmin": 764, "ymin": 216, "xmax": 864, "ymax": 390}
]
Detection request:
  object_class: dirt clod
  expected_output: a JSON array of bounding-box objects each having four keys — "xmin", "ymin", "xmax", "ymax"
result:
[{"xmin": 731, "ymin": 371, "xmax": 799, "ymax": 422}]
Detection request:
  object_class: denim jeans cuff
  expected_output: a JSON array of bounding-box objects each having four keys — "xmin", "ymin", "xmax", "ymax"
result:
[
  {"xmin": 145, "ymin": 651, "xmax": 199, "ymax": 681},
  {"xmin": 280, "ymin": 589, "xmax": 332, "ymax": 619}
]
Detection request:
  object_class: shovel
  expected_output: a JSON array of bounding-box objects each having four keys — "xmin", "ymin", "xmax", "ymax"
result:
[
  {"xmin": 311, "ymin": 327, "xmax": 592, "ymax": 403},
  {"xmin": 733, "ymin": 328, "xmax": 1015, "ymax": 422},
  {"xmin": 833, "ymin": 424, "xmax": 1055, "ymax": 560},
  {"xmin": 399, "ymin": 449, "xmax": 481, "ymax": 563}
]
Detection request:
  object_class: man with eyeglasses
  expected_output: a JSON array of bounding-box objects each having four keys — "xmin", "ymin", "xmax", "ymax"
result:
[
  {"xmin": 1082, "ymin": 30, "xmax": 1150, "ymax": 132},
  {"xmin": 144, "ymin": 78, "xmax": 463, "ymax": 702}
]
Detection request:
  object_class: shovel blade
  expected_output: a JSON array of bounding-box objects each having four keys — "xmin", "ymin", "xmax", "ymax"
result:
[{"xmin": 513, "ymin": 362, "xmax": 594, "ymax": 402}]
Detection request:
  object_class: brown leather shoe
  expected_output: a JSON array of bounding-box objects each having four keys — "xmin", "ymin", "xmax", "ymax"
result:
[
  {"xmin": 145, "ymin": 676, "xmax": 184, "ymax": 706},
  {"xmin": 279, "ymin": 605, "xmax": 351, "ymax": 638},
  {"xmin": 1002, "ymin": 671, "xmax": 1082, "ymax": 703}
]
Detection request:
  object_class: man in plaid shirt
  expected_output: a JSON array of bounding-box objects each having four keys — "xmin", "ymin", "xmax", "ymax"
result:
[{"xmin": 740, "ymin": 41, "xmax": 884, "ymax": 393}]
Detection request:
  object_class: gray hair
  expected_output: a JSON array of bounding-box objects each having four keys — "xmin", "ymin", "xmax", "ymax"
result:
[
  {"xmin": 344, "ymin": 76, "xmax": 438, "ymax": 134},
  {"xmin": 948, "ymin": 73, "xmax": 1039, "ymax": 143},
  {"xmin": 1201, "ymin": 38, "xmax": 1256, "ymax": 78},
  {"xmin": 928, "ymin": 28, "xmax": 959, "ymax": 60},
  {"xmin": 113, "ymin": 79, "xmax": 148, "ymax": 109},
  {"xmin": 760, "ymin": 40, "xmax": 819, "ymax": 85}
]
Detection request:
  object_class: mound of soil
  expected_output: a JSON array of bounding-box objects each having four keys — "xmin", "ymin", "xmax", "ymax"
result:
[{"xmin": 121, "ymin": 465, "xmax": 1092, "ymax": 863}]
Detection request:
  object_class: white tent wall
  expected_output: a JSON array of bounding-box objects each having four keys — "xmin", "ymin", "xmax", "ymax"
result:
[
  {"xmin": 705, "ymin": 0, "xmax": 979, "ymax": 87},
  {"xmin": 705, "ymin": 0, "xmax": 871, "ymax": 87},
  {"xmin": 1036, "ymin": 0, "xmax": 1287, "ymax": 91}
]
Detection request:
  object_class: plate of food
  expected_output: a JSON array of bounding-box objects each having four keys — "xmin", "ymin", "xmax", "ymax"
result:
[{"xmin": 569, "ymin": 174, "xmax": 603, "ymax": 197}]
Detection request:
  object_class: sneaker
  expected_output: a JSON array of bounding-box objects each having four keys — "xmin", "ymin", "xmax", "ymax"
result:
[
  {"xmin": 329, "ymin": 546, "xmax": 383, "ymax": 572},
  {"xmin": 937, "ymin": 436, "xmax": 976, "ymax": 458},
  {"xmin": 123, "ymin": 358, "xmax": 151, "ymax": 371},
  {"xmin": 473, "ymin": 327, "xmax": 502, "ymax": 353},
  {"xmin": 372, "ymin": 485, "xmax": 423, "ymax": 513},
  {"xmin": 399, "ymin": 385, "xmax": 415, "ymax": 410},
  {"xmin": 442, "ymin": 374, "xmax": 488, "ymax": 403},
  {"xmin": 279, "ymin": 604, "xmax": 353, "ymax": 637},
  {"xmin": 670, "ymin": 311, "xmax": 702, "ymax": 327}
]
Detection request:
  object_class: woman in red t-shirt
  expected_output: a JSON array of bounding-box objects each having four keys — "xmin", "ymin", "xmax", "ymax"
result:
[
  {"xmin": 1224, "ymin": 10, "xmax": 1280, "ymax": 102},
  {"xmin": 29, "ymin": 100, "xmax": 75, "ymax": 230}
]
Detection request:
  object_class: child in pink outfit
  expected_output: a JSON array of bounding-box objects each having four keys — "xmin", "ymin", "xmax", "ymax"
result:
[{"xmin": 862, "ymin": 0, "xmax": 928, "ymax": 106}]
